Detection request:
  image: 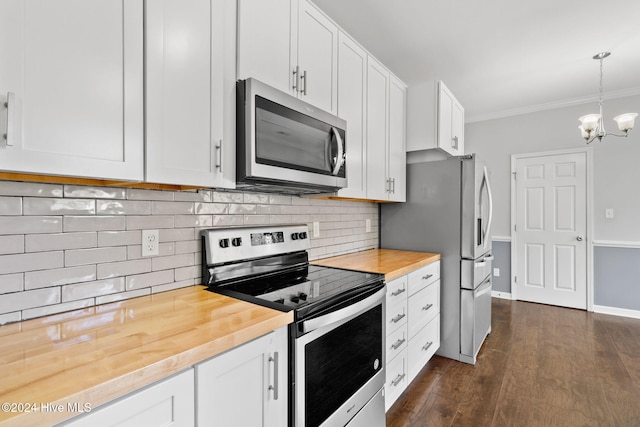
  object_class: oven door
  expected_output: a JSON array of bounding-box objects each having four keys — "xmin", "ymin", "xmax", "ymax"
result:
[
  {"xmin": 294, "ymin": 287, "xmax": 385, "ymax": 427},
  {"xmin": 239, "ymin": 78, "xmax": 347, "ymax": 189}
]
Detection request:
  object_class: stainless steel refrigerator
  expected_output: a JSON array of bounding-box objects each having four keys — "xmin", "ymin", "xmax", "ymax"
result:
[{"xmin": 380, "ymin": 154, "xmax": 493, "ymax": 364}]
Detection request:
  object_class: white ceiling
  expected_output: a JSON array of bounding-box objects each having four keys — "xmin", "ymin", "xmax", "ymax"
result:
[{"xmin": 312, "ymin": 0, "xmax": 640, "ymax": 122}]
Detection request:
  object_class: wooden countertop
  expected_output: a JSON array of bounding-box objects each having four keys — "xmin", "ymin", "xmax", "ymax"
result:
[
  {"xmin": 0, "ymin": 286, "xmax": 293, "ymax": 427},
  {"xmin": 312, "ymin": 248, "xmax": 440, "ymax": 282}
]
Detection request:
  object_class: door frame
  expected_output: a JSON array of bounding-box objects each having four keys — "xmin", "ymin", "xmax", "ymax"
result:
[{"xmin": 510, "ymin": 147, "xmax": 594, "ymax": 311}]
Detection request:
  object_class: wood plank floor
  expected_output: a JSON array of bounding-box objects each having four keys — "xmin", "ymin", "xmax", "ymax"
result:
[{"xmin": 386, "ymin": 298, "xmax": 640, "ymax": 426}]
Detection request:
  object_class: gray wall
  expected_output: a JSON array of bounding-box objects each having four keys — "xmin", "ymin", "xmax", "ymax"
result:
[
  {"xmin": 491, "ymin": 241, "xmax": 511, "ymax": 294},
  {"xmin": 466, "ymin": 94, "xmax": 640, "ymax": 311},
  {"xmin": 0, "ymin": 182, "xmax": 378, "ymax": 324}
]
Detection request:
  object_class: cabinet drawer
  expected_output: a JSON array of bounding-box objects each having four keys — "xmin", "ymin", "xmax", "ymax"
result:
[
  {"xmin": 386, "ymin": 276, "xmax": 408, "ymax": 305},
  {"xmin": 386, "ymin": 323, "xmax": 407, "ymax": 363},
  {"xmin": 407, "ymin": 280, "xmax": 439, "ymax": 339},
  {"xmin": 385, "ymin": 348, "xmax": 407, "ymax": 412},
  {"xmin": 386, "ymin": 297, "xmax": 407, "ymax": 335},
  {"xmin": 407, "ymin": 261, "xmax": 440, "ymax": 295},
  {"xmin": 408, "ymin": 317, "xmax": 440, "ymax": 383}
]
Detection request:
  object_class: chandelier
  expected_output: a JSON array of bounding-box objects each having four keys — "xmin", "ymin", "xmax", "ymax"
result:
[{"xmin": 578, "ymin": 52, "xmax": 638, "ymax": 144}]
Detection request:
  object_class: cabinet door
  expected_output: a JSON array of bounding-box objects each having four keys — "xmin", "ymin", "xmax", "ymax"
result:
[
  {"xmin": 196, "ymin": 328, "xmax": 288, "ymax": 427},
  {"xmin": 295, "ymin": 0, "xmax": 338, "ymax": 113},
  {"xmin": 336, "ymin": 32, "xmax": 367, "ymax": 199},
  {"xmin": 0, "ymin": 0, "xmax": 143, "ymax": 180},
  {"xmin": 145, "ymin": 0, "xmax": 226, "ymax": 187},
  {"xmin": 451, "ymin": 98, "xmax": 465, "ymax": 155},
  {"xmin": 365, "ymin": 57, "xmax": 389, "ymax": 201},
  {"xmin": 236, "ymin": 0, "xmax": 292, "ymax": 94},
  {"xmin": 437, "ymin": 82, "xmax": 455, "ymax": 155},
  {"xmin": 61, "ymin": 369, "xmax": 195, "ymax": 427},
  {"xmin": 387, "ymin": 75, "xmax": 406, "ymax": 202}
]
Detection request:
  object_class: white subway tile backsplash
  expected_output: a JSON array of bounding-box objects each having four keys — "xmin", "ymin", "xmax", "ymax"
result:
[
  {"xmin": 152, "ymin": 279, "xmax": 193, "ymax": 294},
  {"xmin": 0, "ymin": 251, "xmax": 64, "ymax": 275},
  {"xmin": 64, "ymin": 186, "xmax": 126, "ymax": 199},
  {"xmin": 97, "ymin": 259, "xmax": 151, "ymax": 280},
  {"xmin": 0, "ymin": 216, "xmax": 62, "ymax": 235},
  {"xmin": 25, "ymin": 265, "xmax": 96, "ymax": 290},
  {"xmin": 213, "ymin": 191, "xmax": 243, "ymax": 203},
  {"xmin": 151, "ymin": 254, "xmax": 193, "ymax": 271},
  {"xmin": 98, "ymin": 230, "xmax": 140, "ymax": 247},
  {"xmin": 160, "ymin": 228, "xmax": 196, "ymax": 242},
  {"xmin": 229, "ymin": 203, "xmax": 256, "ymax": 215},
  {"xmin": 152, "ymin": 201, "xmax": 195, "ymax": 215},
  {"xmin": 174, "ymin": 215, "xmax": 213, "ymax": 228},
  {"xmin": 22, "ymin": 298, "xmax": 94, "ymax": 320},
  {"xmin": 65, "ymin": 247, "xmax": 127, "ymax": 267},
  {"xmin": 126, "ymin": 215, "xmax": 174, "ymax": 230},
  {"xmin": 25, "ymin": 232, "xmax": 97, "ymax": 252},
  {"xmin": 0, "ymin": 273, "xmax": 23, "ymax": 293},
  {"xmin": 268, "ymin": 194, "xmax": 292, "ymax": 205},
  {"xmin": 0, "ymin": 181, "xmax": 63, "ymax": 198},
  {"xmin": 0, "ymin": 311, "xmax": 21, "ymax": 325},
  {"xmin": 63, "ymin": 216, "xmax": 126, "ymax": 232},
  {"xmin": 97, "ymin": 200, "xmax": 151, "ymax": 215},
  {"xmin": 174, "ymin": 190, "xmax": 212, "ymax": 202},
  {"xmin": 23, "ymin": 198, "xmax": 96, "ymax": 216},
  {"xmin": 174, "ymin": 265, "xmax": 200, "ymax": 281},
  {"xmin": 195, "ymin": 202, "xmax": 227, "ymax": 214},
  {"xmin": 62, "ymin": 277, "xmax": 125, "ymax": 302},
  {"xmin": 0, "ymin": 287, "xmax": 60, "ymax": 313},
  {"xmin": 212, "ymin": 215, "xmax": 244, "ymax": 227},
  {"xmin": 126, "ymin": 270, "xmax": 174, "ymax": 290},
  {"xmin": 243, "ymin": 215, "xmax": 270, "ymax": 225},
  {"xmin": 96, "ymin": 288, "xmax": 150, "ymax": 305},
  {"xmin": 0, "ymin": 235, "xmax": 24, "ymax": 255},
  {"xmin": 243, "ymin": 193, "xmax": 269, "ymax": 204},
  {"xmin": 127, "ymin": 188, "xmax": 174, "ymax": 201},
  {"xmin": 175, "ymin": 240, "xmax": 200, "ymax": 255},
  {"xmin": 0, "ymin": 196, "xmax": 22, "ymax": 215}
]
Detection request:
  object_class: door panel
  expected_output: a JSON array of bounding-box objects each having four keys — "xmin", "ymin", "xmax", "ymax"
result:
[{"xmin": 515, "ymin": 151, "xmax": 587, "ymax": 309}]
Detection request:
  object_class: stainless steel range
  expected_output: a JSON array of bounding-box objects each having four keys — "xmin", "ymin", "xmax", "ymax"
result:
[{"xmin": 201, "ymin": 224, "xmax": 386, "ymax": 427}]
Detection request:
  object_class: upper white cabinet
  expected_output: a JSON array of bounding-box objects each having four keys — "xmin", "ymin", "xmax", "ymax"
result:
[
  {"xmin": 196, "ymin": 327, "xmax": 288, "ymax": 427},
  {"xmin": 336, "ymin": 32, "xmax": 367, "ymax": 199},
  {"xmin": 366, "ymin": 57, "xmax": 406, "ymax": 202},
  {"xmin": 145, "ymin": 0, "xmax": 236, "ymax": 188},
  {"xmin": 0, "ymin": 0, "xmax": 144, "ymax": 180},
  {"xmin": 406, "ymin": 80, "xmax": 464, "ymax": 156},
  {"xmin": 237, "ymin": 0, "xmax": 338, "ymax": 114}
]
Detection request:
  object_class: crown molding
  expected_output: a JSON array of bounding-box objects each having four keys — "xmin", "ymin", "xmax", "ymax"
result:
[{"xmin": 466, "ymin": 87, "xmax": 640, "ymax": 124}]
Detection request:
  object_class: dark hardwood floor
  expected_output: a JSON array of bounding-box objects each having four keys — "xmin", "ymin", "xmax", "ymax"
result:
[{"xmin": 386, "ymin": 298, "xmax": 640, "ymax": 426}]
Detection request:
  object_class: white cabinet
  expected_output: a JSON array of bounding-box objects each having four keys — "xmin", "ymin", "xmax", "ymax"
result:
[
  {"xmin": 366, "ymin": 57, "xmax": 406, "ymax": 202},
  {"xmin": 237, "ymin": 0, "xmax": 338, "ymax": 114},
  {"xmin": 145, "ymin": 0, "xmax": 236, "ymax": 188},
  {"xmin": 60, "ymin": 369, "xmax": 195, "ymax": 427},
  {"xmin": 406, "ymin": 80, "xmax": 464, "ymax": 156},
  {"xmin": 0, "ymin": 0, "xmax": 144, "ymax": 181},
  {"xmin": 384, "ymin": 261, "xmax": 440, "ymax": 411},
  {"xmin": 336, "ymin": 32, "xmax": 368, "ymax": 199},
  {"xmin": 196, "ymin": 327, "xmax": 288, "ymax": 427}
]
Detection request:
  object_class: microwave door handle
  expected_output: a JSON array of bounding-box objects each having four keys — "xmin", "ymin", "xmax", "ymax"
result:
[
  {"xmin": 331, "ymin": 127, "xmax": 345, "ymax": 176},
  {"xmin": 482, "ymin": 166, "xmax": 493, "ymax": 249}
]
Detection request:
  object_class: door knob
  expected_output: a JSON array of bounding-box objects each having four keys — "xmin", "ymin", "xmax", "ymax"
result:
[{"xmin": 576, "ymin": 236, "xmax": 583, "ymax": 241}]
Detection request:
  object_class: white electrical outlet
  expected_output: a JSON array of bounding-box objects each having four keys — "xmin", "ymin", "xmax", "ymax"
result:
[
  {"xmin": 493, "ymin": 268, "xmax": 500, "ymax": 277},
  {"xmin": 366, "ymin": 219, "xmax": 371, "ymax": 233},
  {"xmin": 605, "ymin": 208, "xmax": 614, "ymax": 219},
  {"xmin": 313, "ymin": 222, "xmax": 320, "ymax": 238},
  {"xmin": 142, "ymin": 230, "xmax": 159, "ymax": 256}
]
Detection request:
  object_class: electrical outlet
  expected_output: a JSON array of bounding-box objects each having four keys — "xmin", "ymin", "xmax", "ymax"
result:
[
  {"xmin": 313, "ymin": 222, "xmax": 320, "ymax": 238},
  {"xmin": 605, "ymin": 208, "xmax": 614, "ymax": 219},
  {"xmin": 493, "ymin": 268, "xmax": 500, "ymax": 277},
  {"xmin": 366, "ymin": 219, "xmax": 371, "ymax": 233},
  {"xmin": 142, "ymin": 230, "xmax": 159, "ymax": 257}
]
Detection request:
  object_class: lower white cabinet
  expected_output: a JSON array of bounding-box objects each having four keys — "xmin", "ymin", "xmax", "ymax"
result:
[
  {"xmin": 60, "ymin": 369, "xmax": 195, "ymax": 427},
  {"xmin": 196, "ymin": 327, "xmax": 288, "ymax": 427},
  {"xmin": 384, "ymin": 261, "xmax": 440, "ymax": 411}
]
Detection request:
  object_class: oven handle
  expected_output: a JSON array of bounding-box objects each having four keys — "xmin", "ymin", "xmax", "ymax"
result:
[{"xmin": 301, "ymin": 286, "xmax": 385, "ymax": 334}]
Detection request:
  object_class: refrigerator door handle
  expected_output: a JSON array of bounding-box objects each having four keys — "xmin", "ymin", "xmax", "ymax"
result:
[{"xmin": 482, "ymin": 166, "xmax": 493, "ymax": 250}]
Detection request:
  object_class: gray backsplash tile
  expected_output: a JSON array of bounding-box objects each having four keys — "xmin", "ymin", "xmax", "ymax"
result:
[{"xmin": 0, "ymin": 181, "xmax": 378, "ymax": 322}]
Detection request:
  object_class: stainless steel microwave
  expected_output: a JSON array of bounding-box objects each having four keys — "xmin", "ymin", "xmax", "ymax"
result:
[{"xmin": 236, "ymin": 78, "xmax": 347, "ymax": 194}]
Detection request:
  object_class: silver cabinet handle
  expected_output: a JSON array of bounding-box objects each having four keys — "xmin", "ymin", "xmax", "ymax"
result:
[
  {"xmin": 391, "ymin": 178, "xmax": 396, "ymax": 194},
  {"xmin": 422, "ymin": 303, "xmax": 433, "ymax": 311},
  {"xmin": 215, "ymin": 140, "xmax": 223, "ymax": 173},
  {"xmin": 4, "ymin": 92, "xmax": 14, "ymax": 146},
  {"xmin": 391, "ymin": 338, "xmax": 406, "ymax": 350},
  {"xmin": 391, "ymin": 313, "xmax": 406, "ymax": 323},
  {"xmin": 391, "ymin": 288, "xmax": 406, "ymax": 297},
  {"xmin": 422, "ymin": 274, "xmax": 433, "ymax": 281},
  {"xmin": 292, "ymin": 66, "xmax": 300, "ymax": 92},
  {"xmin": 576, "ymin": 236, "xmax": 583, "ymax": 241},
  {"xmin": 301, "ymin": 70, "xmax": 307, "ymax": 95},
  {"xmin": 268, "ymin": 352, "xmax": 279, "ymax": 400},
  {"xmin": 422, "ymin": 341, "xmax": 433, "ymax": 351},
  {"xmin": 452, "ymin": 135, "xmax": 458, "ymax": 150},
  {"xmin": 391, "ymin": 373, "xmax": 406, "ymax": 387}
]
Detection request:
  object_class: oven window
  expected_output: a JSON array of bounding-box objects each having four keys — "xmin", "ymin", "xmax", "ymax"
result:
[
  {"xmin": 304, "ymin": 304, "xmax": 382, "ymax": 427},
  {"xmin": 255, "ymin": 96, "xmax": 345, "ymax": 178}
]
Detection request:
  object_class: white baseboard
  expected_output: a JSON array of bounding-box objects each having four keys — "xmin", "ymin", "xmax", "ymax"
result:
[
  {"xmin": 491, "ymin": 291, "xmax": 513, "ymax": 300},
  {"xmin": 593, "ymin": 305, "xmax": 640, "ymax": 319}
]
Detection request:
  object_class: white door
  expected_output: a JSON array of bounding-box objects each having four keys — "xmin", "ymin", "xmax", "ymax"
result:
[{"xmin": 514, "ymin": 151, "xmax": 587, "ymax": 309}]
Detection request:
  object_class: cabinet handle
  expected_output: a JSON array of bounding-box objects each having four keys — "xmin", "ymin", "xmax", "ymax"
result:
[
  {"xmin": 215, "ymin": 140, "xmax": 223, "ymax": 173},
  {"xmin": 391, "ymin": 313, "xmax": 406, "ymax": 323},
  {"xmin": 422, "ymin": 303, "xmax": 433, "ymax": 311},
  {"xmin": 391, "ymin": 178, "xmax": 396, "ymax": 194},
  {"xmin": 391, "ymin": 338, "xmax": 406, "ymax": 350},
  {"xmin": 292, "ymin": 66, "xmax": 300, "ymax": 92},
  {"xmin": 422, "ymin": 341, "xmax": 433, "ymax": 352},
  {"xmin": 268, "ymin": 352, "xmax": 279, "ymax": 400},
  {"xmin": 422, "ymin": 274, "xmax": 433, "ymax": 281},
  {"xmin": 391, "ymin": 373, "xmax": 406, "ymax": 387},
  {"xmin": 452, "ymin": 135, "xmax": 458, "ymax": 150},
  {"xmin": 3, "ymin": 92, "xmax": 14, "ymax": 146},
  {"xmin": 391, "ymin": 288, "xmax": 406, "ymax": 297},
  {"xmin": 301, "ymin": 70, "xmax": 307, "ymax": 95}
]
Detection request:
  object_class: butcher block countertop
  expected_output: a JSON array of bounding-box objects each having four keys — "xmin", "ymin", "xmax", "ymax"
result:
[
  {"xmin": 312, "ymin": 248, "xmax": 440, "ymax": 282},
  {"xmin": 0, "ymin": 286, "xmax": 293, "ymax": 427}
]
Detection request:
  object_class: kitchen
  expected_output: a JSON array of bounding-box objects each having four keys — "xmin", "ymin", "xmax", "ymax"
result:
[{"xmin": 1, "ymin": 0, "xmax": 640, "ymax": 426}]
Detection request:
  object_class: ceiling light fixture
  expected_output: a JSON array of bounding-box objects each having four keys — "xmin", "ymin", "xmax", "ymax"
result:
[{"xmin": 578, "ymin": 52, "xmax": 637, "ymax": 144}]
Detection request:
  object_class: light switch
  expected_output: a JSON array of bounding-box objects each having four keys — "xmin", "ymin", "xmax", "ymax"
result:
[
  {"xmin": 493, "ymin": 268, "xmax": 500, "ymax": 277},
  {"xmin": 605, "ymin": 208, "xmax": 614, "ymax": 219}
]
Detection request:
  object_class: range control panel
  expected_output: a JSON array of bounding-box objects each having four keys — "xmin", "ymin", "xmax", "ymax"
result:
[{"xmin": 202, "ymin": 224, "xmax": 310, "ymax": 265}]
